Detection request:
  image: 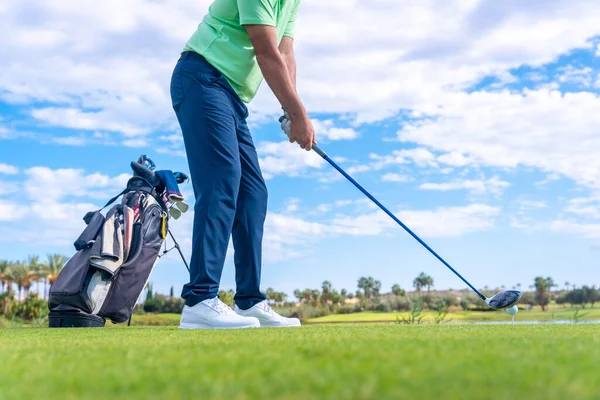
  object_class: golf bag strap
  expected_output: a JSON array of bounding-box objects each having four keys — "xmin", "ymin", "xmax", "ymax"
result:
[
  {"xmin": 100, "ymin": 188, "xmax": 128, "ymax": 211},
  {"xmin": 99, "ymin": 177, "xmax": 168, "ymax": 213}
]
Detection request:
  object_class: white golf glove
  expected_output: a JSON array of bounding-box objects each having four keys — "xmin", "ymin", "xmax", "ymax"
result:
[{"xmin": 279, "ymin": 109, "xmax": 292, "ymax": 139}]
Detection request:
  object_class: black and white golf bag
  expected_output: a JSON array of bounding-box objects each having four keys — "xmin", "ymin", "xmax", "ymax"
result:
[{"xmin": 48, "ymin": 157, "xmax": 188, "ymax": 328}]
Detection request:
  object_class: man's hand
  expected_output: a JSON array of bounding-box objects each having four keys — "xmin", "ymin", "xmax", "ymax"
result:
[
  {"xmin": 245, "ymin": 24, "xmax": 315, "ymax": 151},
  {"xmin": 280, "ymin": 109, "xmax": 316, "ymax": 151}
]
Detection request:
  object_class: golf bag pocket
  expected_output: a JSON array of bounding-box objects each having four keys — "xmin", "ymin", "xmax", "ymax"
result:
[
  {"xmin": 98, "ymin": 204, "xmax": 166, "ymax": 323},
  {"xmin": 49, "ymin": 249, "xmax": 116, "ymax": 314},
  {"xmin": 98, "ymin": 245, "xmax": 161, "ymax": 323},
  {"xmin": 74, "ymin": 211, "xmax": 105, "ymax": 251}
]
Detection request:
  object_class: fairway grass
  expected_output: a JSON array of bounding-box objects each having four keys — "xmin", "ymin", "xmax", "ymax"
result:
[
  {"xmin": 306, "ymin": 307, "xmax": 600, "ymax": 324},
  {"xmin": 1, "ymin": 325, "xmax": 599, "ymax": 400}
]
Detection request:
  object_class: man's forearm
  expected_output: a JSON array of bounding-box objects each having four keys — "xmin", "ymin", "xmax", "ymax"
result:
[
  {"xmin": 282, "ymin": 52, "xmax": 296, "ymax": 91},
  {"xmin": 256, "ymin": 52, "xmax": 304, "ymax": 120}
]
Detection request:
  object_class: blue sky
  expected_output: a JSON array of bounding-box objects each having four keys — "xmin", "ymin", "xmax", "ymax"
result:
[{"xmin": 1, "ymin": 0, "xmax": 600, "ymax": 298}]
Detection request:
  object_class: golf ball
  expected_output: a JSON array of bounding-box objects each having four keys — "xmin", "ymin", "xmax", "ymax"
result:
[{"xmin": 506, "ymin": 305, "xmax": 519, "ymax": 316}]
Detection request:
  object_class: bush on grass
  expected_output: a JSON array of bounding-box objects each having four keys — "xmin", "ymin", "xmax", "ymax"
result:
[
  {"xmin": 143, "ymin": 294, "xmax": 184, "ymax": 314},
  {"xmin": 3, "ymin": 293, "xmax": 47, "ymax": 320},
  {"xmin": 289, "ymin": 304, "xmax": 330, "ymax": 321}
]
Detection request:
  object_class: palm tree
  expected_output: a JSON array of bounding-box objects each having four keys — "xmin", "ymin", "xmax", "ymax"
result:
[
  {"xmin": 26, "ymin": 255, "xmax": 44, "ymax": 298},
  {"xmin": 46, "ymin": 254, "xmax": 67, "ymax": 297},
  {"xmin": 321, "ymin": 281, "xmax": 332, "ymax": 306},
  {"xmin": 358, "ymin": 277, "xmax": 381, "ymax": 303},
  {"xmin": 358, "ymin": 277, "xmax": 370, "ymax": 299},
  {"xmin": 274, "ymin": 292, "xmax": 286, "ymax": 305},
  {"xmin": 0, "ymin": 259, "xmax": 8, "ymax": 294},
  {"xmin": 265, "ymin": 287, "xmax": 276, "ymax": 304},
  {"xmin": 310, "ymin": 290, "xmax": 320, "ymax": 306},
  {"xmin": 339, "ymin": 289, "xmax": 348, "ymax": 304},
  {"xmin": 5, "ymin": 261, "xmax": 33, "ymax": 302},
  {"xmin": 392, "ymin": 284, "xmax": 405, "ymax": 296},
  {"xmin": 413, "ymin": 273, "xmax": 434, "ymax": 293}
]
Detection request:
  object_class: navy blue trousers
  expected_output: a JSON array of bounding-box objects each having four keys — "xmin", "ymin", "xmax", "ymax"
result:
[{"xmin": 170, "ymin": 51, "xmax": 267, "ymax": 310}]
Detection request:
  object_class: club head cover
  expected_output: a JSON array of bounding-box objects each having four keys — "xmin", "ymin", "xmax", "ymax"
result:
[
  {"xmin": 174, "ymin": 172, "xmax": 189, "ymax": 184},
  {"xmin": 131, "ymin": 162, "xmax": 161, "ymax": 187}
]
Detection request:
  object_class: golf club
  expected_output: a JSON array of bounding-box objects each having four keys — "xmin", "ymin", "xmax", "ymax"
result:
[
  {"xmin": 175, "ymin": 201, "xmax": 189, "ymax": 213},
  {"xmin": 168, "ymin": 202, "xmax": 182, "ymax": 220},
  {"xmin": 309, "ymin": 142, "xmax": 521, "ymax": 310}
]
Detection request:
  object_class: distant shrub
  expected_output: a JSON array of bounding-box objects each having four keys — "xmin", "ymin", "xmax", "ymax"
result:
[
  {"xmin": 289, "ymin": 304, "xmax": 330, "ymax": 321},
  {"xmin": 5, "ymin": 293, "xmax": 47, "ymax": 320},
  {"xmin": 373, "ymin": 302, "xmax": 392, "ymax": 312},
  {"xmin": 338, "ymin": 305, "xmax": 357, "ymax": 314},
  {"xmin": 161, "ymin": 297, "xmax": 184, "ymax": 314}
]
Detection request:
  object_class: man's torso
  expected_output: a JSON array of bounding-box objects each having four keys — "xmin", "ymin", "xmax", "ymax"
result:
[{"xmin": 184, "ymin": 0, "xmax": 299, "ymax": 103}]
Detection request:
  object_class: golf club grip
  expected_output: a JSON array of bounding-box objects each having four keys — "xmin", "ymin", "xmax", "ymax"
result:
[{"xmin": 312, "ymin": 145, "xmax": 486, "ymax": 301}]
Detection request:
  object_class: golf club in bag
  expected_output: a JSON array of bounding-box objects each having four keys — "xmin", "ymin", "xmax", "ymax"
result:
[
  {"xmin": 48, "ymin": 156, "xmax": 190, "ymax": 328},
  {"xmin": 279, "ymin": 114, "xmax": 522, "ymax": 310}
]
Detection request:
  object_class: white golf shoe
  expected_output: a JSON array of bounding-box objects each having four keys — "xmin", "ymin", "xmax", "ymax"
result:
[
  {"xmin": 234, "ymin": 300, "xmax": 301, "ymax": 328},
  {"xmin": 179, "ymin": 297, "xmax": 260, "ymax": 330}
]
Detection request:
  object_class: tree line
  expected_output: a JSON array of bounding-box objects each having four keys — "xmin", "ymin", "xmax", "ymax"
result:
[
  {"xmin": 0, "ymin": 255, "xmax": 68, "ymax": 301},
  {"xmin": 2, "ymin": 252, "xmax": 599, "ymax": 321}
]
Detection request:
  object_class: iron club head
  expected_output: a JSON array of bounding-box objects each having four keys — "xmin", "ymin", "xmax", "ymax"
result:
[{"xmin": 485, "ymin": 290, "xmax": 522, "ymax": 309}]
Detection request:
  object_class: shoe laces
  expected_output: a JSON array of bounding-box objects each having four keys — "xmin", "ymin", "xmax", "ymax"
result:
[
  {"xmin": 259, "ymin": 301, "xmax": 274, "ymax": 314},
  {"xmin": 207, "ymin": 298, "xmax": 232, "ymax": 315}
]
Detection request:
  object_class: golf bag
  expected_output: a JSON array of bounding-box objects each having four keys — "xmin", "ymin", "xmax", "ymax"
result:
[{"xmin": 48, "ymin": 157, "xmax": 187, "ymax": 328}]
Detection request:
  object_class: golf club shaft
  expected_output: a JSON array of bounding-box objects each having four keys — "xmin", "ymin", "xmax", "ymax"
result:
[{"xmin": 312, "ymin": 144, "xmax": 486, "ymax": 301}]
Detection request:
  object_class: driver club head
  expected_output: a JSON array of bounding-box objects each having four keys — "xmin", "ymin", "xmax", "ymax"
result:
[{"xmin": 485, "ymin": 290, "xmax": 522, "ymax": 309}]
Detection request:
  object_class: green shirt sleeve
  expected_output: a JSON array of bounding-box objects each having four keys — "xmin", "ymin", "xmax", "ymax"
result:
[
  {"xmin": 283, "ymin": 0, "xmax": 300, "ymax": 38},
  {"xmin": 238, "ymin": 0, "xmax": 277, "ymax": 27}
]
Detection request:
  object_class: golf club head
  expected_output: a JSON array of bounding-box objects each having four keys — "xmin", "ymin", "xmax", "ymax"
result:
[
  {"xmin": 485, "ymin": 290, "xmax": 522, "ymax": 309},
  {"xmin": 175, "ymin": 201, "xmax": 189, "ymax": 213},
  {"xmin": 169, "ymin": 206, "xmax": 181, "ymax": 220}
]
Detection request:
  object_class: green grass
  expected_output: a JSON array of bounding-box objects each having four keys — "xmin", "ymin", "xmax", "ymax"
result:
[
  {"xmin": 307, "ymin": 307, "xmax": 600, "ymax": 324},
  {"xmin": 0, "ymin": 325, "xmax": 599, "ymax": 399}
]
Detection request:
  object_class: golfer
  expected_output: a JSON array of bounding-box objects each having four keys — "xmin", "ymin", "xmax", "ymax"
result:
[{"xmin": 170, "ymin": 0, "xmax": 314, "ymax": 329}]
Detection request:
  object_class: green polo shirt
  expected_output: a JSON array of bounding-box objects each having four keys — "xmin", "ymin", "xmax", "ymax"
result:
[{"xmin": 183, "ymin": 0, "xmax": 300, "ymax": 103}]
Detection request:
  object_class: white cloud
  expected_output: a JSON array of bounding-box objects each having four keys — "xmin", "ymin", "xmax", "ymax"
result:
[
  {"xmin": 331, "ymin": 204, "xmax": 500, "ymax": 238},
  {"xmin": 0, "ymin": 163, "xmax": 19, "ymax": 174},
  {"xmin": 312, "ymin": 119, "xmax": 358, "ymax": 141},
  {"xmin": 32, "ymin": 108, "xmax": 147, "ymax": 136},
  {"xmin": 24, "ymin": 167, "xmax": 130, "ymax": 202},
  {"xmin": 316, "ymin": 204, "xmax": 332, "ymax": 213},
  {"xmin": 550, "ymin": 219, "xmax": 600, "ymax": 239},
  {"xmin": 0, "ymin": 200, "xmax": 28, "ymax": 221},
  {"xmin": 123, "ymin": 138, "xmax": 148, "ymax": 148},
  {"xmin": 263, "ymin": 203, "xmax": 500, "ymax": 262},
  {"xmin": 257, "ymin": 141, "xmax": 325, "ymax": 179},
  {"xmin": 2, "ymin": 0, "xmax": 600, "ymax": 138},
  {"xmin": 517, "ymin": 200, "xmax": 547, "ymax": 209},
  {"xmin": 283, "ymin": 198, "xmax": 302, "ymax": 213},
  {"xmin": 557, "ymin": 65, "xmax": 594, "ymax": 87},
  {"xmin": 382, "ymin": 173, "xmax": 412, "ymax": 183},
  {"xmin": 335, "ymin": 200, "xmax": 354, "ymax": 207},
  {"xmin": 398, "ymin": 89, "xmax": 600, "ymax": 188},
  {"xmin": 52, "ymin": 135, "xmax": 87, "ymax": 146},
  {"xmin": 420, "ymin": 176, "xmax": 510, "ymax": 196},
  {"xmin": 437, "ymin": 152, "xmax": 473, "ymax": 167},
  {"xmin": 564, "ymin": 196, "xmax": 600, "ymax": 218},
  {"xmin": 0, "ymin": 181, "xmax": 19, "ymax": 196}
]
